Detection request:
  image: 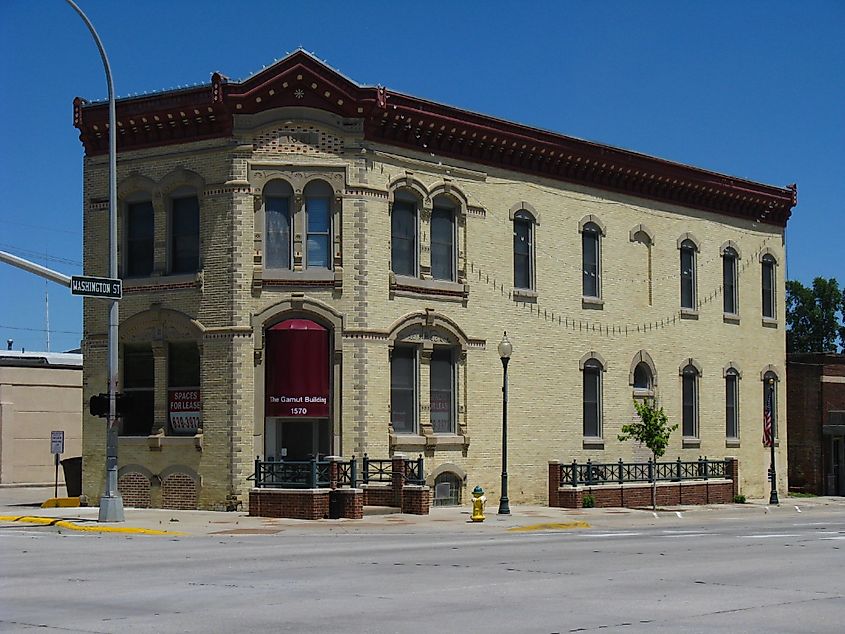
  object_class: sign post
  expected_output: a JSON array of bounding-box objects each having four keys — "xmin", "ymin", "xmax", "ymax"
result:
[{"xmin": 50, "ymin": 431, "xmax": 65, "ymax": 498}]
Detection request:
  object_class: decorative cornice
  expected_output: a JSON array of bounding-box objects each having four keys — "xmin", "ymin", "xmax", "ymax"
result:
[{"xmin": 75, "ymin": 50, "xmax": 797, "ymax": 227}]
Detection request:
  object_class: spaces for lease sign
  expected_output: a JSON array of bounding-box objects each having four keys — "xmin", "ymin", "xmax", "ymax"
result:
[{"xmin": 168, "ymin": 390, "xmax": 201, "ymax": 434}]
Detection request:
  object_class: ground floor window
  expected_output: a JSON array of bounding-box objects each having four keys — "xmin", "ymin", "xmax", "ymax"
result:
[
  {"xmin": 122, "ymin": 344, "xmax": 155, "ymax": 436},
  {"xmin": 433, "ymin": 472, "xmax": 462, "ymax": 506}
]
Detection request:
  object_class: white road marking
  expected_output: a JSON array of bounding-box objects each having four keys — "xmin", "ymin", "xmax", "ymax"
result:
[
  {"xmin": 585, "ymin": 532, "xmax": 643, "ymax": 538},
  {"xmin": 739, "ymin": 534, "xmax": 800, "ymax": 539}
]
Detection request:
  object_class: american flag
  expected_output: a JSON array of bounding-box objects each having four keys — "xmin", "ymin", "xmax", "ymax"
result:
[{"xmin": 762, "ymin": 385, "xmax": 774, "ymax": 447}]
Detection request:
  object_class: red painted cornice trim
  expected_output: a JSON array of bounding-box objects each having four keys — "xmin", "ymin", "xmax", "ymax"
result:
[{"xmin": 75, "ymin": 50, "xmax": 796, "ymax": 226}]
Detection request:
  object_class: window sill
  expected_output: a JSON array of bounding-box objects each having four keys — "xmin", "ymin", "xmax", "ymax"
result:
[
  {"xmin": 261, "ymin": 268, "xmax": 341, "ymax": 289},
  {"xmin": 123, "ymin": 271, "xmax": 203, "ymax": 291},
  {"xmin": 632, "ymin": 388, "xmax": 655, "ymax": 399},
  {"xmin": 582, "ymin": 296, "xmax": 604, "ymax": 309},
  {"xmin": 682, "ymin": 437, "xmax": 701, "ymax": 449},
  {"xmin": 762, "ymin": 317, "xmax": 779, "ymax": 328},
  {"xmin": 726, "ymin": 439, "xmax": 741, "ymax": 449},
  {"xmin": 390, "ymin": 273, "xmax": 468, "ymax": 301},
  {"xmin": 723, "ymin": 313, "xmax": 741, "ymax": 325},
  {"xmin": 680, "ymin": 308, "xmax": 699, "ymax": 320},
  {"xmin": 118, "ymin": 433, "xmax": 203, "ymax": 452},
  {"xmin": 389, "ymin": 432, "xmax": 469, "ymax": 451},
  {"xmin": 582, "ymin": 438, "xmax": 605, "ymax": 450},
  {"xmin": 512, "ymin": 287, "xmax": 538, "ymax": 303}
]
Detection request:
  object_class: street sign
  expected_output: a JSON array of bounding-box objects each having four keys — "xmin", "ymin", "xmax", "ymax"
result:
[
  {"xmin": 51, "ymin": 431, "xmax": 65, "ymax": 455},
  {"xmin": 70, "ymin": 275, "xmax": 122, "ymax": 299}
]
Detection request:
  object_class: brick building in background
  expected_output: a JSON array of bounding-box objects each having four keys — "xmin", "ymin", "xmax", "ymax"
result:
[
  {"xmin": 74, "ymin": 50, "xmax": 797, "ymax": 510},
  {"xmin": 787, "ymin": 353, "xmax": 845, "ymax": 495}
]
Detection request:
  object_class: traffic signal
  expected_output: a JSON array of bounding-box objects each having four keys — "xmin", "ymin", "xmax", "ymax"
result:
[
  {"xmin": 89, "ymin": 393, "xmax": 109, "ymax": 418},
  {"xmin": 89, "ymin": 393, "xmax": 133, "ymax": 418}
]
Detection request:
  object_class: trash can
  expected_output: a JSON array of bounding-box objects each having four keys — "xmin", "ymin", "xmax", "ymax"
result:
[{"xmin": 60, "ymin": 457, "xmax": 83, "ymax": 497}]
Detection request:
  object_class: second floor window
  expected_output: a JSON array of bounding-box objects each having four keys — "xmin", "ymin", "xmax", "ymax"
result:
[
  {"xmin": 513, "ymin": 211, "xmax": 534, "ymax": 290},
  {"xmin": 430, "ymin": 203, "xmax": 455, "ymax": 281},
  {"xmin": 170, "ymin": 196, "xmax": 199, "ymax": 274},
  {"xmin": 723, "ymin": 247, "xmax": 738, "ymax": 314},
  {"xmin": 391, "ymin": 196, "xmax": 417, "ymax": 276},
  {"xmin": 762, "ymin": 255, "xmax": 776, "ymax": 318},
  {"xmin": 126, "ymin": 201, "xmax": 154, "ymax": 277},
  {"xmin": 582, "ymin": 223, "xmax": 601, "ymax": 298},
  {"xmin": 265, "ymin": 180, "xmax": 293, "ymax": 270},
  {"xmin": 304, "ymin": 181, "xmax": 332, "ymax": 269},
  {"xmin": 680, "ymin": 240, "xmax": 697, "ymax": 309}
]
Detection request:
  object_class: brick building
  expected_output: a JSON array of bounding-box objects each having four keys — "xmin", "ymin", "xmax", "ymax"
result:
[
  {"xmin": 75, "ymin": 50, "xmax": 796, "ymax": 510},
  {"xmin": 787, "ymin": 353, "xmax": 845, "ymax": 495}
]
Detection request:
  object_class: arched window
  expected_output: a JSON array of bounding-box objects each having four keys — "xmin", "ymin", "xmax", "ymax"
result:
[
  {"xmin": 126, "ymin": 199, "xmax": 154, "ymax": 277},
  {"xmin": 581, "ymin": 222, "xmax": 602, "ymax": 298},
  {"xmin": 761, "ymin": 254, "xmax": 776, "ymax": 319},
  {"xmin": 264, "ymin": 180, "xmax": 293, "ymax": 270},
  {"xmin": 682, "ymin": 363, "xmax": 700, "ymax": 438},
  {"xmin": 582, "ymin": 358, "xmax": 603, "ymax": 438},
  {"xmin": 304, "ymin": 180, "xmax": 333, "ymax": 269},
  {"xmin": 725, "ymin": 368, "xmax": 740, "ymax": 440},
  {"xmin": 431, "ymin": 195, "xmax": 456, "ymax": 282},
  {"xmin": 430, "ymin": 348, "xmax": 456, "ymax": 434},
  {"xmin": 680, "ymin": 239, "xmax": 697, "ymax": 309},
  {"xmin": 390, "ymin": 346, "xmax": 417, "ymax": 434},
  {"xmin": 513, "ymin": 210, "xmax": 534, "ymax": 290},
  {"xmin": 433, "ymin": 472, "xmax": 462, "ymax": 507},
  {"xmin": 633, "ymin": 362, "xmax": 653, "ymax": 391},
  {"xmin": 722, "ymin": 247, "xmax": 738, "ymax": 315},
  {"xmin": 391, "ymin": 190, "xmax": 418, "ymax": 276}
]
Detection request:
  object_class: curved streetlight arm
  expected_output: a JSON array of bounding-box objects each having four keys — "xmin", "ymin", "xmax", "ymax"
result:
[{"xmin": 65, "ymin": 0, "xmax": 123, "ymax": 522}]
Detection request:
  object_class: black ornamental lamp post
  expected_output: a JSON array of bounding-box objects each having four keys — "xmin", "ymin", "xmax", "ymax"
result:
[{"xmin": 498, "ymin": 332, "xmax": 512, "ymax": 515}]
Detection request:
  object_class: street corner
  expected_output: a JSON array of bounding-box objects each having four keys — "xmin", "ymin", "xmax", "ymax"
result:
[{"xmin": 0, "ymin": 514, "xmax": 186, "ymax": 536}]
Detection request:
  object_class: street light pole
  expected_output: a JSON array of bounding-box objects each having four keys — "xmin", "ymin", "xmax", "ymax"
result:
[
  {"xmin": 498, "ymin": 332, "xmax": 512, "ymax": 515},
  {"xmin": 65, "ymin": 0, "xmax": 124, "ymax": 522},
  {"xmin": 768, "ymin": 377, "xmax": 779, "ymax": 506}
]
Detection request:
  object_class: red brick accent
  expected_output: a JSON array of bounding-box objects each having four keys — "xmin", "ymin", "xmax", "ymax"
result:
[
  {"xmin": 161, "ymin": 473, "xmax": 198, "ymax": 510},
  {"xmin": 548, "ymin": 461, "xmax": 562, "ymax": 507},
  {"xmin": 361, "ymin": 484, "xmax": 394, "ymax": 506},
  {"xmin": 118, "ymin": 472, "xmax": 151, "ymax": 508},
  {"xmin": 329, "ymin": 489, "xmax": 363, "ymax": 519},
  {"xmin": 401, "ymin": 485, "xmax": 431, "ymax": 515},
  {"xmin": 392, "ymin": 457, "xmax": 406, "ymax": 507},
  {"xmin": 551, "ymin": 480, "xmax": 735, "ymax": 509},
  {"xmin": 249, "ymin": 489, "xmax": 330, "ymax": 520}
]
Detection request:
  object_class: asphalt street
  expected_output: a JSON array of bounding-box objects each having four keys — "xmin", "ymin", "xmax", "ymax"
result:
[{"xmin": 1, "ymin": 501, "xmax": 843, "ymax": 633}]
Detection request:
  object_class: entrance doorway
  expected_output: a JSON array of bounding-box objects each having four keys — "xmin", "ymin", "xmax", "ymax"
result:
[
  {"xmin": 266, "ymin": 418, "xmax": 330, "ymax": 461},
  {"xmin": 264, "ymin": 318, "xmax": 332, "ymax": 461},
  {"xmin": 830, "ymin": 436, "xmax": 845, "ymax": 495}
]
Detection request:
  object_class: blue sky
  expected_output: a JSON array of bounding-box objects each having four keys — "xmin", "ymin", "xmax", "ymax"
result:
[{"xmin": 1, "ymin": 0, "xmax": 842, "ymax": 353}]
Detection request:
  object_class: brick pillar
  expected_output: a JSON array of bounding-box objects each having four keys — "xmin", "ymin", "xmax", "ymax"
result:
[
  {"xmin": 548, "ymin": 461, "xmax": 561, "ymax": 507},
  {"xmin": 327, "ymin": 456, "xmax": 341, "ymax": 490},
  {"xmin": 727, "ymin": 457, "xmax": 739, "ymax": 498},
  {"xmin": 392, "ymin": 454, "xmax": 406, "ymax": 508}
]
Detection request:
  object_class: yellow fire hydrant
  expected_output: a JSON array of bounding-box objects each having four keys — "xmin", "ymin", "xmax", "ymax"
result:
[{"xmin": 470, "ymin": 485, "xmax": 487, "ymax": 522}]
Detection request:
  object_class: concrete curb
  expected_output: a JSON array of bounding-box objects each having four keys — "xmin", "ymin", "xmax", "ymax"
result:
[{"xmin": 0, "ymin": 515, "xmax": 185, "ymax": 536}]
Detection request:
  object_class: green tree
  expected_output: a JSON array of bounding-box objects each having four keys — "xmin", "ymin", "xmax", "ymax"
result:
[
  {"xmin": 786, "ymin": 277, "xmax": 843, "ymax": 353},
  {"xmin": 618, "ymin": 400, "xmax": 678, "ymax": 510}
]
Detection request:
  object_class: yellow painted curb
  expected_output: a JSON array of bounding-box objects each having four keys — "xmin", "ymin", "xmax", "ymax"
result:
[
  {"xmin": 507, "ymin": 521, "xmax": 591, "ymax": 532},
  {"xmin": 41, "ymin": 497, "xmax": 82, "ymax": 508},
  {"xmin": 0, "ymin": 515, "xmax": 185, "ymax": 536}
]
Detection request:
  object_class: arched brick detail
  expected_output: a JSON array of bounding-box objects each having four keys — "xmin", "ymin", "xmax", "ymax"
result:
[
  {"xmin": 118, "ymin": 472, "xmax": 151, "ymax": 508},
  {"xmin": 161, "ymin": 472, "xmax": 199, "ymax": 510}
]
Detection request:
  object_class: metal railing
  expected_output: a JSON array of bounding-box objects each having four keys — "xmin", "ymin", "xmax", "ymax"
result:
[
  {"xmin": 251, "ymin": 458, "xmax": 333, "ymax": 489},
  {"xmin": 560, "ymin": 457, "xmax": 730, "ymax": 488},
  {"xmin": 361, "ymin": 454, "xmax": 425, "ymax": 485}
]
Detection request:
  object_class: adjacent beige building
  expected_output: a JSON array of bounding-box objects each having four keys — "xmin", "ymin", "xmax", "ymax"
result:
[
  {"xmin": 0, "ymin": 351, "xmax": 82, "ymax": 487},
  {"xmin": 75, "ymin": 51, "xmax": 796, "ymax": 510}
]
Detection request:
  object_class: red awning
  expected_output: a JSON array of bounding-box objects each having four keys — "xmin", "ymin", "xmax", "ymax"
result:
[{"xmin": 269, "ymin": 319, "xmax": 326, "ymax": 331}]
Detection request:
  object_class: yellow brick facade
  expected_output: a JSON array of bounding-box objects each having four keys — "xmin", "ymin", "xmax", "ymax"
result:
[{"xmin": 79, "ymin": 54, "xmax": 792, "ymax": 510}]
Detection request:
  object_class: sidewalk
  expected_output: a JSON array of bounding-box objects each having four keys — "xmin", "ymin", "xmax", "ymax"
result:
[{"xmin": 2, "ymin": 486, "xmax": 844, "ymax": 537}]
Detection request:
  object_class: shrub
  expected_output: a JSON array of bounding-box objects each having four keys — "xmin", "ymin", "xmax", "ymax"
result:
[
  {"xmin": 583, "ymin": 494, "xmax": 595, "ymax": 508},
  {"xmin": 733, "ymin": 494, "xmax": 746, "ymax": 504}
]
